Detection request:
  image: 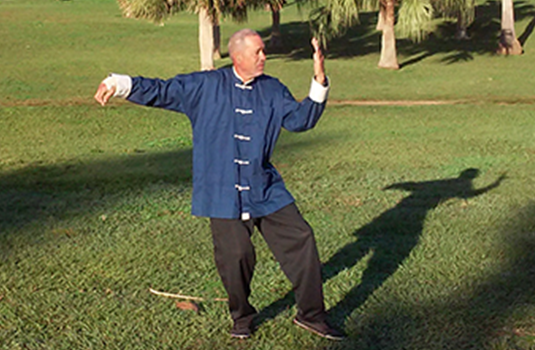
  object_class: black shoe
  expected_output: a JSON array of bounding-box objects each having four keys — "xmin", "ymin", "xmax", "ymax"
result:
[
  {"xmin": 230, "ymin": 316, "xmax": 255, "ymax": 340},
  {"xmin": 230, "ymin": 329, "xmax": 250, "ymax": 340},
  {"xmin": 293, "ymin": 317, "xmax": 346, "ymax": 341},
  {"xmin": 230, "ymin": 322, "xmax": 251, "ymax": 339}
]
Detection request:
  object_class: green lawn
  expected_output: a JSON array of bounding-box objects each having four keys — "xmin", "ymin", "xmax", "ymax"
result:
[{"xmin": 1, "ymin": 0, "xmax": 535, "ymax": 349}]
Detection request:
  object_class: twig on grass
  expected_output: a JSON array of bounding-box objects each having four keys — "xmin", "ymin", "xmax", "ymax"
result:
[{"xmin": 149, "ymin": 288, "xmax": 228, "ymax": 302}]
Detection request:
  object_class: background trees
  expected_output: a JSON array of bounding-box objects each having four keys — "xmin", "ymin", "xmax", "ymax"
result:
[
  {"xmin": 309, "ymin": 0, "xmax": 484, "ymax": 69},
  {"xmin": 117, "ymin": 0, "xmax": 525, "ymax": 71},
  {"xmin": 117, "ymin": 0, "xmax": 247, "ymax": 70},
  {"xmin": 309, "ymin": 0, "xmax": 525, "ymax": 68}
]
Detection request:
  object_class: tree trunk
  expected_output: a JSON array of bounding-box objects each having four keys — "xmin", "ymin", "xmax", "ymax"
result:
[
  {"xmin": 376, "ymin": 5, "xmax": 386, "ymax": 31},
  {"xmin": 455, "ymin": 12, "xmax": 470, "ymax": 40},
  {"xmin": 378, "ymin": 0, "xmax": 399, "ymax": 69},
  {"xmin": 199, "ymin": 7, "xmax": 215, "ymax": 71},
  {"xmin": 213, "ymin": 16, "xmax": 221, "ymax": 60},
  {"xmin": 497, "ymin": 0, "xmax": 522, "ymax": 55},
  {"xmin": 269, "ymin": 4, "xmax": 283, "ymax": 48}
]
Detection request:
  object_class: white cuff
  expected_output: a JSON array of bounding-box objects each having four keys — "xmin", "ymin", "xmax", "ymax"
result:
[
  {"xmin": 308, "ymin": 77, "xmax": 329, "ymax": 103},
  {"xmin": 102, "ymin": 73, "xmax": 132, "ymax": 98}
]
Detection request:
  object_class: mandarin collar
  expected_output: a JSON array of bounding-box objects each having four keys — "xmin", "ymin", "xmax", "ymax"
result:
[{"xmin": 232, "ymin": 67, "xmax": 255, "ymax": 85}]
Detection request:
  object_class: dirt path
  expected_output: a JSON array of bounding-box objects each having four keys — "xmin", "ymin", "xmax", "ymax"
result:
[{"xmin": 327, "ymin": 99, "xmax": 466, "ymax": 106}]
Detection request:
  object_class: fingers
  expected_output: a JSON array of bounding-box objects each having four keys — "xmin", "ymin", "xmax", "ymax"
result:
[
  {"xmin": 311, "ymin": 37, "xmax": 320, "ymax": 53},
  {"xmin": 311, "ymin": 37, "xmax": 323, "ymax": 58},
  {"xmin": 311, "ymin": 37, "xmax": 326, "ymax": 85},
  {"xmin": 93, "ymin": 83, "xmax": 107, "ymax": 106},
  {"xmin": 311, "ymin": 37, "xmax": 324, "ymax": 64},
  {"xmin": 103, "ymin": 86, "xmax": 115, "ymax": 104},
  {"xmin": 94, "ymin": 83, "xmax": 115, "ymax": 106}
]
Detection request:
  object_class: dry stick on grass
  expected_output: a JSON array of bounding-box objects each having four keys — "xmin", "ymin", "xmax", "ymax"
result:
[{"xmin": 149, "ymin": 288, "xmax": 228, "ymax": 302}]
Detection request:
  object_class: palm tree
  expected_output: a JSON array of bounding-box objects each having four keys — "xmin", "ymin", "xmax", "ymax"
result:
[
  {"xmin": 197, "ymin": 6, "xmax": 222, "ymax": 70},
  {"xmin": 268, "ymin": 0, "xmax": 285, "ymax": 48},
  {"xmin": 310, "ymin": 0, "xmax": 434, "ymax": 69},
  {"xmin": 116, "ymin": 0, "xmax": 247, "ymax": 70},
  {"xmin": 430, "ymin": 0, "xmax": 474, "ymax": 40},
  {"xmin": 377, "ymin": 0, "xmax": 399, "ymax": 68},
  {"xmin": 497, "ymin": 0, "xmax": 522, "ymax": 54},
  {"xmin": 434, "ymin": 0, "xmax": 474, "ymax": 40}
]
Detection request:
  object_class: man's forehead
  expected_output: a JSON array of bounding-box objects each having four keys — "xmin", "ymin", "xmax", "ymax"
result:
[{"xmin": 244, "ymin": 35, "xmax": 264, "ymax": 49}]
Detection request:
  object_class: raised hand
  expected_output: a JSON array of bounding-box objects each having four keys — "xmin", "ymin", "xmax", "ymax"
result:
[{"xmin": 311, "ymin": 37, "xmax": 325, "ymax": 85}]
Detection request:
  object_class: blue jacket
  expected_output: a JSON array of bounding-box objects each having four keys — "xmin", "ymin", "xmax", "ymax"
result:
[{"xmin": 125, "ymin": 67, "xmax": 327, "ymax": 219}]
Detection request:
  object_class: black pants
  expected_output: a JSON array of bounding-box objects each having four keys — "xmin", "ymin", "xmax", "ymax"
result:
[{"xmin": 210, "ymin": 203, "xmax": 326, "ymax": 327}]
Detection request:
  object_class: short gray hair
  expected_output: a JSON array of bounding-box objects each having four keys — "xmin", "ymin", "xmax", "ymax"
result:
[{"xmin": 228, "ymin": 29, "xmax": 260, "ymax": 59}]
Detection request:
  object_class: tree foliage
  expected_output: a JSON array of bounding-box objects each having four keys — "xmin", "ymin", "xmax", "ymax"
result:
[
  {"xmin": 309, "ymin": 0, "xmax": 474, "ymax": 45},
  {"xmin": 397, "ymin": 0, "xmax": 434, "ymax": 42},
  {"xmin": 117, "ymin": 0, "xmax": 250, "ymax": 23}
]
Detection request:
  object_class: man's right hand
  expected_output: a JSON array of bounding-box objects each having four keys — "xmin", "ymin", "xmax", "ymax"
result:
[
  {"xmin": 311, "ymin": 38, "xmax": 325, "ymax": 86},
  {"xmin": 94, "ymin": 83, "xmax": 116, "ymax": 106}
]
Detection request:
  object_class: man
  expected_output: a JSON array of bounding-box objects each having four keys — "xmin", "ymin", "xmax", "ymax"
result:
[{"xmin": 94, "ymin": 29, "xmax": 344, "ymax": 341}]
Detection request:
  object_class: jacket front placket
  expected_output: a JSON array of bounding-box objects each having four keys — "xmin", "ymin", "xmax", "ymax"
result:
[{"xmin": 232, "ymin": 78, "xmax": 255, "ymax": 220}]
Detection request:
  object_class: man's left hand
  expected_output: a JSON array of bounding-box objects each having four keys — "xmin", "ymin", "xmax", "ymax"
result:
[{"xmin": 311, "ymin": 38, "xmax": 326, "ymax": 86}]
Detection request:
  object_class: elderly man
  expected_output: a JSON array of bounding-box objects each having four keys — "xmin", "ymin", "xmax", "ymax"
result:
[{"xmin": 94, "ymin": 28, "xmax": 344, "ymax": 341}]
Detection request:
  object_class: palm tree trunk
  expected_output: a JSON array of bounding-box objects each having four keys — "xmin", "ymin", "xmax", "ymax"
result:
[
  {"xmin": 378, "ymin": 0, "xmax": 399, "ymax": 69},
  {"xmin": 199, "ymin": 7, "xmax": 214, "ymax": 70},
  {"xmin": 455, "ymin": 12, "xmax": 470, "ymax": 40},
  {"xmin": 213, "ymin": 16, "xmax": 221, "ymax": 60},
  {"xmin": 269, "ymin": 4, "xmax": 283, "ymax": 48},
  {"xmin": 376, "ymin": 5, "xmax": 385, "ymax": 31},
  {"xmin": 497, "ymin": 0, "xmax": 522, "ymax": 55}
]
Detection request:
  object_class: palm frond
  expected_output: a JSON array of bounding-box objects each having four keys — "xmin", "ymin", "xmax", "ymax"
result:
[
  {"xmin": 396, "ymin": 0, "xmax": 434, "ymax": 42},
  {"xmin": 431, "ymin": 0, "xmax": 475, "ymax": 28},
  {"xmin": 117, "ymin": 0, "xmax": 172, "ymax": 22},
  {"xmin": 309, "ymin": 0, "xmax": 359, "ymax": 46},
  {"xmin": 356, "ymin": 0, "xmax": 380, "ymax": 13},
  {"xmin": 219, "ymin": 0, "xmax": 249, "ymax": 22}
]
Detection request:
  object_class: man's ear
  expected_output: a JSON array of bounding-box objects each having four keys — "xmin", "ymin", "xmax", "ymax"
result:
[{"xmin": 233, "ymin": 52, "xmax": 243, "ymax": 64}]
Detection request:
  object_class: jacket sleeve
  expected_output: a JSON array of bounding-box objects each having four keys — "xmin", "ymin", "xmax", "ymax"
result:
[
  {"xmin": 280, "ymin": 78, "xmax": 329, "ymax": 132},
  {"xmin": 127, "ymin": 72, "xmax": 208, "ymax": 120}
]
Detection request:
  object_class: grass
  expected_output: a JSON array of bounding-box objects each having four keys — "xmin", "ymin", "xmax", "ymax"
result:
[{"xmin": 1, "ymin": 0, "xmax": 535, "ymax": 349}]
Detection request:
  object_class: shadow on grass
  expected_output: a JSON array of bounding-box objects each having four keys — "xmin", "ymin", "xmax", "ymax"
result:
[
  {"xmin": 255, "ymin": 169, "xmax": 505, "ymax": 339},
  {"xmin": 330, "ymin": 202, "xmax": 535, "ymax": 350},
  {"xmin": 257, "ymin": 0, "xmax": 535, "ymax": 66},
  {"xmin": 0, "ymin": 149, "xmax": 193, "ymax": 244},
  {"xmin": 0, "ymin": 134, "xmax": 335, "ymax": 256}
]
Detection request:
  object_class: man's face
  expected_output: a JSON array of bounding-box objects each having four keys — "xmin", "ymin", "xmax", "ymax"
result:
[{"xmin": 234, "ymin": 34, "xmax": 266, "ymax": 80}]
